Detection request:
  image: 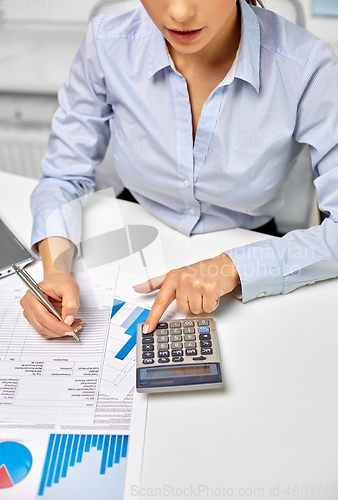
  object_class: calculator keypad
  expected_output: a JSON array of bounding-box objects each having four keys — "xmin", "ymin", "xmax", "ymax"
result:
[{"xmin": 141, "ymin": 319, "xmax": 214, "ymax": 364}]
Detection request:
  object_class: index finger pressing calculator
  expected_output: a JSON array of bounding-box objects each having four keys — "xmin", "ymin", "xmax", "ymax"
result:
[{"xmin": 136, "ymin": 318, "xmax": 223, "ymax": 393}]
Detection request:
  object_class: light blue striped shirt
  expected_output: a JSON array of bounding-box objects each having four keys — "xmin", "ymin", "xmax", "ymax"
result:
[{"xmin": 31, "ymin": 0, "xmax": 338, "ymax": 302}]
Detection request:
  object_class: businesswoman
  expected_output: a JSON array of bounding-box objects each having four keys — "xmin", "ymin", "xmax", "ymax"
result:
[{"xmin": 20, "ymin": 0, "xmax": 338, "ymax": 338}]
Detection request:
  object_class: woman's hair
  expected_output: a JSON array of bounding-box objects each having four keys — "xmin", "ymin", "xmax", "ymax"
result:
[{"xmin": 245, "ymin": 0, "xmax": 265, "ymax": 7}]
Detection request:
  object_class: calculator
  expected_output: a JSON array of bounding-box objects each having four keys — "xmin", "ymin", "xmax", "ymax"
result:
[{"xmin": 136, "ymin": 318, "xmax": 223, "ymax": 393}]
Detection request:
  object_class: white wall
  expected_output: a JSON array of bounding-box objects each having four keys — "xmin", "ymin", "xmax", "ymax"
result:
[{"xmin": 302, "ymin": 0, "xmax": 338, "ymax": 49}]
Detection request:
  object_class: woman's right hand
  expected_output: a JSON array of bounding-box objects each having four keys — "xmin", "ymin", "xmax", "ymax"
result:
[
  {"xmin": 20, "ymin": 269, "xmax": 82, "ymax": 339},
  {"xmin": 20, "ymin": 236, "xmax": 82, "ymax": 339}
]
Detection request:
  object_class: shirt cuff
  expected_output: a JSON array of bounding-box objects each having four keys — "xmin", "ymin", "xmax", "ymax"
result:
[
  {"xmin": 224, "ymin": 240, "xmax": 284, "ymax": 303},
  {"xmin": 31, "ymin": 205, "xmax": 82, "ymax": 258}
]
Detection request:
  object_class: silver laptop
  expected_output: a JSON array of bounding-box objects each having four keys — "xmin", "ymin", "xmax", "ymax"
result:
[{"xmin": 0, "ymin": 219, "xmax": 34, "ymax": 278}]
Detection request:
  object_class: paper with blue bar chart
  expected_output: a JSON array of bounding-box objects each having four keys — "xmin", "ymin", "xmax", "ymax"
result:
[
  {"xmin": 0, "ymin": 414, "xmax": 147, "ymax": 500},
  {"xmin": 100, "ymin": 270, "xmax": 181, "ymax": 399}
]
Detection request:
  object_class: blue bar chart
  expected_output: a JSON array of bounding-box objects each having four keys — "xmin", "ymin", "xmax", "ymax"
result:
[
  {"xmin": 111, "ymin": 299, "xmax": 150, "ymax": 360},
  {"xmin": 99, "ymin": 287, "xmax": 157, "ymax": 398},
  {"xmin": 38, "ymin": 434, "xmax": 129, "ymax": 500}
]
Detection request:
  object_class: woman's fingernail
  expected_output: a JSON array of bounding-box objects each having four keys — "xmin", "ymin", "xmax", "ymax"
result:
[
  {"xmin": 66, "ymin": 331, "xmax": 75, "ymax": 336},
  {"xmin": 143, "ymin": 323, "xmax": 150, "ymax": 334},
  {"xmin": 64, "ymin": 315, "xmax": 74, "ymax": 326},
  {"xmin": 77, "ymin": 325, "xmax": 82, "ymax": 330}
]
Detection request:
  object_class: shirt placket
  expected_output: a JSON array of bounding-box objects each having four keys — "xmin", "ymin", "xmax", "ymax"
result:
[
  {"xmin": 170, "ymin": 66, "xmax": 227, "ymax": 234},
  {"xmin": 169, "ymin": 69, "xmax": 200, "ymax": 235},
  {"xmin": 193, "ymin": 86, "xmax": 225, "ymax": 183}
]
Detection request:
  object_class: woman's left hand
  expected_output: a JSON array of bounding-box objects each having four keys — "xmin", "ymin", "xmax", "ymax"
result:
[{"xmin": 133, "ymin": 253, "xmax": 240, "ymax": 333}]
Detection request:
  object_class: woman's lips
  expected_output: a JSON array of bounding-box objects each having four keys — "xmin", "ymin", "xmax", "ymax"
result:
[{"xmin": 166, "ymin": 27, "xmax": 204, "ymax": 42}]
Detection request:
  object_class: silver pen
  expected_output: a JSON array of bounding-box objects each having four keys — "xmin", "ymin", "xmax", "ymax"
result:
[{"xmin": 12, "ymin": 263, "xmax": 80, "ymax": 342}]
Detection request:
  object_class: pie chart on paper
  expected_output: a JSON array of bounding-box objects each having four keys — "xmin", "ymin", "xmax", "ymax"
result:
[{"xmin": 0, "ymin": 442, "xmax": 32, "ymax": 489}]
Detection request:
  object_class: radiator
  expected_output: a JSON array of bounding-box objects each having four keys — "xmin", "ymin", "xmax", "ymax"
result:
[
  {"xmin": 0, "ymin": 124, "xmax": 51, "ymax": 179},
  {"xmin": 0, "ymin": 93, "xmax": 58, "ymax": 179}
]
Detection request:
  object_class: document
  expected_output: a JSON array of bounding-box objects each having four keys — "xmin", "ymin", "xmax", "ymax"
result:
[
  {"xmin": 0, "ymin": 261, "xmax": 116, "ymax": 424},
  {"xmin": 0, "ymin": 255, "xmax": 168, "ymax": 498}
]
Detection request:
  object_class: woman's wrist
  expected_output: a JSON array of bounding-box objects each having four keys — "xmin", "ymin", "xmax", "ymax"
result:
[
  {"xmin": 220, "ymin": 252, "xmax": 240, "ymax": 288},
  {"xmin": 38, "ymin": 237, "xmax": 76, "ymax": 275}
]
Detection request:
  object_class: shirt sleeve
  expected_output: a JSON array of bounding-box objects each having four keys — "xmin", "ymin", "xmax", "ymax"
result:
[
  {"xmin": 224, "ymin": 39, "xmax": 338, "ymax": 303},
  {"xmin": 30, "ymin": 16, "xmax": 114, "ymax": 256}
]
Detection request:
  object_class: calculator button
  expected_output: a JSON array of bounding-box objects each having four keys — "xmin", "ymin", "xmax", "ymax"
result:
[
  {"xmin": 142, "ymin": 344, "xmax": 154, "ymax": 351},
  {"xmin": 192, "ymin": 356, "xmax": 207, "ymax": 361},
  {"xmin": 169, "ymin": 322, "xmax": 181, "ymax": 328},
  {"xmin": 184, "ymin": 334, "xmax": 196, "ymax": 341},
  {"xmin": 201, "ymin": 347, "xmax": 213, "ymax": 355},
  {"xmin": 172, "ymin": 349, "xmax": 183, "ymax": 356},
  {"xmin": 200, "ymin": 340, "xmax": 212, "ymax": 348},
  {"xmin": 142, "ymin": 336, "xmax": 154, "ymax": 344},
  {"xmin": 142, "ymin": 329, "xmax": 152, "ymax": 337},
  {"xmin": 157, "ymin": 335, "xmax": 169, "ymax": 342},
  {"xmin": 170, "ymin": 334, "xmax": 182, "ymax": 342},
  {"xmin": 142, "ymin": 351, "xmax": 154, "ymax": 358},
  {"xmin": 158, "ymin": 343, "xmax": 169, "ymax": 350},
  {"xmin": 156, "ymin": 329, "xmax": 168, "ymax": 336},
  {"xmin": 197, "ymin": 320, "xmax": 209, "ymax": 326},
  {"xmin": 142, "ymin": 358, "xmax": 154, "ymax": 364},
  {"xmin": 199, "ymin": 333, "xmax": 211, "ymax": 340},
  {"xmin": 156, "ymin": 322, "xmax": 168, "ymax": 329},
  {"xmin": 172, "ymin": 356, "xmax": 184, "ymax": 362},
  {"xmin": 170, "ymin": 328, "xmax": 182, "ymax": 335},
  {"xmin": 158, "ymin": 350, "xmax": 170, "ymax": 357},
  {"xmin": 171, "ymin": 342, "xmax": 183, "ymax": 349},
  {"xmin": 198, "ymin": 326, "xmax": 210, "ymax": 333},
  {"xmin": 183, "ymin": 327, "xmax": 195, "ymax": 334},
  {"xmin": 185, "ymin": 348, "xmax": 197, "ymax": 356},
  {"xmin": 184, "ymin": 341, "xmax": 196, "ymax": 348},
  {"xmin": 183, "ymin": 320, "xmax": 194, "ymax": 327},
  {"xmin": 158, "ymin": 357, "xmax": 170, "ymax": 363}
]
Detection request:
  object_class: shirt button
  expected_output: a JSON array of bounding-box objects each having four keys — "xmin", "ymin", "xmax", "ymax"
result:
[
  {"xmin": 256, "ymin": 292, "xmax": 265, "ymax": 298},
  {"xmin": 183, "ymin": 179, "xmax": 190, "ymax": 188},
  {"xmin": 189, "ymin": 208, "xmax": 196, "ymax": 216}
]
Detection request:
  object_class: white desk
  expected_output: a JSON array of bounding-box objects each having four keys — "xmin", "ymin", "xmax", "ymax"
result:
[{"xmin": 1, "ymin": 171, "xmax": 338, "ymax": 499}]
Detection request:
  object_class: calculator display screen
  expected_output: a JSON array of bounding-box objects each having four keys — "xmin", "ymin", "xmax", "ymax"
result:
[{"xmin": 146, "ymin": 365, "xmax": 211, "ymax": 378}]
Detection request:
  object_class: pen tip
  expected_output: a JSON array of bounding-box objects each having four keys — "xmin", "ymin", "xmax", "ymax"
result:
[{"xmin": 72, "ymin": 332, "xmax": 81, "ymax": 342}]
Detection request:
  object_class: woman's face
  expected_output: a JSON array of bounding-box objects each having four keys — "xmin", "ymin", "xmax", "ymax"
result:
[{"xmin": 141, "ymin": 0, "xmax": 238, "ymax": 56}]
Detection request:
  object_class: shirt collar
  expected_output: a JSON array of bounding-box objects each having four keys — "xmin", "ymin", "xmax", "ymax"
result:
[
  {"xmin": 148, "ymin": 0, "xmax": 261, "ymax": 92},
  {"xmin": 148, "ymin": 26, "xmax": 171, "ymax": 79},
  {"xmin": 236, "ymin": 0, "xmax": 261, "ymax": 93}
]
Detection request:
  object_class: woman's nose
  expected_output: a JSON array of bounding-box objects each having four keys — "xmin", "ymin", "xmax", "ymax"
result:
[{"xmin": 167, "ymin": 0, "xmax": 195, "ymax": 24}]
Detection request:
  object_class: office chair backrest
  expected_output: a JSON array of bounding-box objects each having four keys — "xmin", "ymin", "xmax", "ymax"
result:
[
  {"xmin": 263, "ymin": 0, "xmax": 306, "ymax": 28},
  {"xmin": 89, "ymin": 0, "xmax": 142, "ymax": 22}
]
